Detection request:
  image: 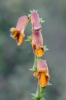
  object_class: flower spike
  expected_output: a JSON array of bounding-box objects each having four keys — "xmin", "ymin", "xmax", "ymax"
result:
[{"xmin": 10, "ymin": 16, "xmax": 28, "ymax": 45}]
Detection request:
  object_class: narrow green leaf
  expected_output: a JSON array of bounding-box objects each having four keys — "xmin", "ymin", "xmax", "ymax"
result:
[
  {"xmin": 39, "ymin": 18, "xmax": 45, "ymax": 24},
  {"xmin": 44, "ymin": 45, "xmax": 49, "ymax": 51},
  {"xmin": 25, "ymin": 36, "xmax": 32, "ymax": 43},
  {"xmin": 47, "ymin": 82, "xmax": 52, "ymax": 86},
  {"xmin": 30, "ymin": 9, "xmax": 38, "ymax": 13}
]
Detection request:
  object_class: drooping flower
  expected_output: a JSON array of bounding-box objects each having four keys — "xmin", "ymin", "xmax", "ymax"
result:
[
  {"xmin": 33, "ymin": 60, "xmax": 50, "ymax": 87},
  {"xmin": 31, "ymin": 11, "xmax": 41, "ymax": 31},
  {"xmin": 32, "ymin": 31, "xmax": 44, "ymax": 57},
  {"xmin": 10, "ymin": 16, "xmax": 28, "ymax": 45}
]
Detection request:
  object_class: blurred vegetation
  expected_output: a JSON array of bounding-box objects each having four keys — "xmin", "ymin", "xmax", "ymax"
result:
[{"xmin": 0, "ymin": 0, "xmax": 66, "ymax": 100}]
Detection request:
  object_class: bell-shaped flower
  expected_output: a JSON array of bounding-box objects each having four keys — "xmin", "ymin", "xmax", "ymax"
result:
[
  {"xmin": 31, "ymin": 12, "xmax": 41, "ymax": 31},
  {"xmin": 10, "ymin": 16, "xmax": 28, "ymax": 45},
  {"xmin": 32, "ymin": 31, "xmax": 44, "ymax": 57},
  {"xmin": 33, "ymin": 60, "xmax": 50, "ymax": 87}
]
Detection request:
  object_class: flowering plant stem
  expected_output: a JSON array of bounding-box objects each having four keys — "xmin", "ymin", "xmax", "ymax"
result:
[
  {"xmin": 33, "ymin": 55, "xmax": 41, "ymax": 71},
  {"xmin": 32, "ymin": 55, "xmax": 37, "ymax": 71},
  {"xmin": 34, "ymin": 83, "xmax": 45, "ymax": 100},
  {"xmin": 10, "ymin": 10, "xmax": 51, "ymax": 100},
  {"xmin": 32, "ymin": 56, "xmax": 45, "ymax": 100},
  {"xmin": 35, "ymin": 83, "xmax": 41, "ymax": 99}
]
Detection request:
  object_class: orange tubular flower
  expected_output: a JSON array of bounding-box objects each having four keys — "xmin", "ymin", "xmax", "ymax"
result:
[
  {"xmin": 31, "ymin": 11, "xmax": 41, "ymax": 31},
  {"xmin": 10, "ymin": 16, "xmax": 28, "ymax": 45},
  {"xmin": 32, "ymin": 31, "xmax": 44, "ymax": 57},
  {"xmin": 33, "ymin": 60, "xmax": 50, "ymax": 87}
]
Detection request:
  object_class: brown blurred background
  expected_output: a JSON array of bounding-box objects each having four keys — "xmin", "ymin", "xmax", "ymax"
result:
[{"xmin": 0, "ymin": 0, "xmax": 66, "ymax": 100}]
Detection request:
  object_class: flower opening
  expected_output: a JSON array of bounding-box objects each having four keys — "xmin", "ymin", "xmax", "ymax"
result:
[
  {"xmin": 33, "ymin": 60, "xmax": 50, "ymax": 87},
  {"xmin": 32, "ymin": 31, "xmax": 44, "ymax": 57},
  {"xmin": 10, "ymin": 16, "xmax": 28, "ymax": 45}
]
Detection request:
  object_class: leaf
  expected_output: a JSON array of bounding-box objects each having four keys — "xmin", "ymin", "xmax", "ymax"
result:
[
  {"xmin": 31, "ymin": 93, "xmax": 37, "ymax": 99},
  {"xmin": 25, "ymin": 36, "xmax": 32, "ymax": 43},
  {"xmin": 39, "ymin": 18, "xmax": 45, "ymax": 24},
  {"xmin": 44, "ymin": 45, "xmax": 49, "ymax": 51},
  {"xmin": 40, "ymin": 98, "xmax": 45, "ymax": 100},
  {"xmin": 29, "ymin": 68, "xmax": 33, "ymax": 71},
  {"xmin": 47, "ymin": 82, "xmax": 52, "ymax": 86},
  {"xmin": 31, "ymin": 93, "xmax": 36, "ymax": 96},
  {"xmin": 28, "ymin": 14, "xmax": 31, "ymax": 22},
  {"xmin": 30, "ymin": 9, "xmax": 38, "ymax": 13},
  {"xmin": 25, "ymin": 39, "xmax": 28, "ymax": 42},
  {"xmin": 29, "ymin": 67, "xmax": 37, "ymax": 72}
]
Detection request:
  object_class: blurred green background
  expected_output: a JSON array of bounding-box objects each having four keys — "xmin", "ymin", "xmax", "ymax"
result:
[{"xmin": 0, "ymin": 0, "xmax": 66, "ymax": 100}]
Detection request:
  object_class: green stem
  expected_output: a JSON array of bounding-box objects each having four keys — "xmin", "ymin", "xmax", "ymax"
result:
[
  {"xmin": 32, "ymin": 55, "xmax": 37, "ymax": 71},
  {"xmin": 35, "ymin": 83, "xmax": 41, "ymax": 99},
  {"xmin": 40, "ymin": 87, "xmax": 45, "ymax": 93},
  {"xmin": 32, "ymin": 56, "xmax": 45, "ymax": 100},
  {"xmin": 35, "ymin": 84, "xmax": 45, "ymax": 100},
  {"xmin": 40, "ymin": 86, "xmax": 46, "ymax": 99},
  {"xmin": 32, "ymin": 56, "xmax": 41, "ymax": 71}
]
